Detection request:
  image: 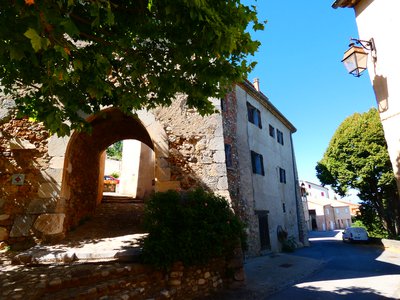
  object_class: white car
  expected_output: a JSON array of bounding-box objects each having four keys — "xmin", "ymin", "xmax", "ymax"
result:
[{"xmin": 342, "ymin": 227, "xmax": 369, "ymax": 242}]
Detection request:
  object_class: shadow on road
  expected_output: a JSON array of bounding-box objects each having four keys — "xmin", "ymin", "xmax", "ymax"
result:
[
  {"xmin": 272, "ymin": 230, "xmax": 400, "ymax": 299},
  {"xmin": 287, "ymin": 285, "xmax": 395, "ymax": 299}
]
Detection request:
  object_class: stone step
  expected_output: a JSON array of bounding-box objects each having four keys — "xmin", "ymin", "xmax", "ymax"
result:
[
  {"xmin": 102, "ymin": 195, "xmax": 144, "ymax": 203},
  {"xmin": 39, "ymin": 264, "xmax": 157, "ymax": 300}
]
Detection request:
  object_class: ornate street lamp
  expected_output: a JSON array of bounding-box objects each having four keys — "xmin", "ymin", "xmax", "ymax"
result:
[{"xmin": 342, "ymin": 38, "xmax": 376, "ymax": 77}]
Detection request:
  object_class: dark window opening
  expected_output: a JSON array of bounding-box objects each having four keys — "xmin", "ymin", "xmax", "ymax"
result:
[
  {"xmin": 225, "ymin": 144, "xmax": 233, "ymax": 168},
  {"xmin": 279, "ymin": 167, "xmax": 286, "ymax": 183},
  {"xmin": 247, "ymin": 102, "xmax": 262, "ymax": 129},
  {"xmin": 277, "ymin": 129, "xmax": 284, "ymax": 145},
  {"xmin": 251, "ymin": 151, "xmax": 265, "ymax": 176},
  {"xmin": 269, "ymin": 124, "xmax": 275, "ymax": 138}
]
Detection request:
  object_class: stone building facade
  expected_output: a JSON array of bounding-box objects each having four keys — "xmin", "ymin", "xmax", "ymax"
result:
[
  {"xmin": 0, "ymin": 81, "xmax": 306, "ymax": 256},
  {"xmin": 222, "ymin": 81, "xmax": 308, "ymax": 255}
]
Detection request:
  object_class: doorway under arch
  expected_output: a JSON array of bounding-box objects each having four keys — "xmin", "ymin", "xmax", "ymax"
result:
[{"xmin": 61, "ymin": 108, "xmax": 155, "ymax": 230}]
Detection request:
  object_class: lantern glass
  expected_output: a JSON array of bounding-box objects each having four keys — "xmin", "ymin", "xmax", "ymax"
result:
[{"xmin": 342, "ymin": 45, "xmax": 369, "ymax": 77}]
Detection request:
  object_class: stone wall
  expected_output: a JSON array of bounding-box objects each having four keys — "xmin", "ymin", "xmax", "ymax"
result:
[
  {"xmin": 0, "ymin": 97, "xmax": 66, "ymax": 248},
  {"xmin": 152, "ymin": 94, "xmax": 230, "ymax": 200},
  {"xmin": 0, "ymin": 94, "xmax": 233, "ymax": 248},
  {"xmin": 221, "ymin": 90, "xmax": 261, "ymax": 255},
  {"xmin": 2, "ymin": 254, "xmax": 245, "ymax": 299}
]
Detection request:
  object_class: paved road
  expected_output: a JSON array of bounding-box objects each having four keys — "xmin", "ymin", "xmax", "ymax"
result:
[{"xmin": 266, "ymin": 231, "xmax": 400, "ymax": 300}]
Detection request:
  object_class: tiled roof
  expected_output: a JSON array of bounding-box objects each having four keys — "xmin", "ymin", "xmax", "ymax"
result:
[
  {"xmin": 332, "ymin": 0, "xmax": 362, "ymax": 8},
  {"xmin": 307, "ymin": 197, "xmax": 350, "ymax": 208}
]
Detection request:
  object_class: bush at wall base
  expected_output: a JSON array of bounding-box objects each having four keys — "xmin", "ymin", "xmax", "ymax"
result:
[{"xmin": 140, "ymin": 189, "xmax": 246, "ymax": 270}]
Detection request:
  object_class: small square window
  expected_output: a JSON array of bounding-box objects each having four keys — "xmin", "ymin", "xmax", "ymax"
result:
[
  {"xmin": 321, "ymin": 192, "xmax": 325, "ymax": 197},
  {"xmin": 269, "ymin": 124, "xmax": 275, "ymax": 138},
  {"xmin": 251, "ymin": 150, "xmax": 264, "ymax": 176}
]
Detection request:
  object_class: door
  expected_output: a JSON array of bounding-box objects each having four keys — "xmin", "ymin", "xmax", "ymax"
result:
[{"xmin": 258, "ymin": 214, "xmax": 271, "ymax": 250}]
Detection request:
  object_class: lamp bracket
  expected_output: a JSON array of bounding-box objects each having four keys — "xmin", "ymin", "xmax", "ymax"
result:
[{"xmin": 350, "ymin": 38, "xmax": 376, "ymax": 52}]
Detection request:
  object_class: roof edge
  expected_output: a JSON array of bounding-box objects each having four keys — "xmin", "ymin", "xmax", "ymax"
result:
[
  {"xmin": 239, "ymin": 80, "xmax": 297, "ymax": 133},
  {"xmin": 332, "ymin": 0, "xmax": 361, "ymax": 9}
]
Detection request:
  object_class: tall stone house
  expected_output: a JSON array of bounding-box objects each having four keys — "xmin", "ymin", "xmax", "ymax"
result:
[
  {"xmin": 0, "ymin": 79, "xmax": 307, "ymax": 256},
  {"xmin": 332, "ymin": 0, "xmax": 400, "ymax": 199},
  {"xmin": 223, "ymin": 80, "xmax": 307, "ymax": 254}
]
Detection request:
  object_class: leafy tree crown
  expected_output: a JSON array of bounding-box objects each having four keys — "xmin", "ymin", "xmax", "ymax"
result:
[{"xmin": 1, "ymin": 0, "xmax": 264, "ymax": 136}]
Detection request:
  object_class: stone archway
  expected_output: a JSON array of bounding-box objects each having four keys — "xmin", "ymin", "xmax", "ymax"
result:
[{"xmin": 61, "ymin": 108, "xmax": 155, "ymax": 229}]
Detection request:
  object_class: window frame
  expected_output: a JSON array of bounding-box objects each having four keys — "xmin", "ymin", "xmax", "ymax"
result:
[
  {"xmin": 279, "ymin": 167, "xmax": 286, "ymax": 184},
  {"xmin": 269, "ymin": 124, "xmax": 275, "ymax": 138},
  {"xmin": 251, "ymin": 150, "xmax": 265, "ymax": 176},
  {"xmin": 247, "ymin": 102, "xmax": 262, "ymax": 129},
  {"xmin": 224, "ymin": 143, "xmax": 233, "ymax": 168},
  {"xmin": 277, "ymin": 129, "xmax": 284, "ymax": 145}
]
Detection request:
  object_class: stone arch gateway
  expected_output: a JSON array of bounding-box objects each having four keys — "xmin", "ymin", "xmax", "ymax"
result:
[
  {"xmin": 61, "ymin": 108, "xmax": 157, "ymax": 229},
  {"xmin": 1, "ymin": 95, "xmax": 232, "ymax": 248}
]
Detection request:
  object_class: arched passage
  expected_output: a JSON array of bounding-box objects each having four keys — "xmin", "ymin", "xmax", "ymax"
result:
[{"xmin": 61, "ymin": 108, "xmax": 154, "ymax": 229}]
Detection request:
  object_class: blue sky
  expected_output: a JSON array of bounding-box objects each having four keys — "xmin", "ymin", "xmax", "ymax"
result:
[{"xmin": 243, "ymin": 0, "xmax": 377, "ymax": 184}]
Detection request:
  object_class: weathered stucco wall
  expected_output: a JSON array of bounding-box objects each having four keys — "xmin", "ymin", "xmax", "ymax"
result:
[{"xmin": 354, "ymin": 0, "xmax": 400, "ymax": 196}]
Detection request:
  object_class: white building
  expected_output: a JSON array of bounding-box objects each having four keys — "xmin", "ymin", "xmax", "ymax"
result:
[
  {"xmin": 300, "ymin": 180, "xmax": 352, "ymax": 231},
  {"xmin": 332, "ymin": 0, "xmax": 400, "ymax": 198}
]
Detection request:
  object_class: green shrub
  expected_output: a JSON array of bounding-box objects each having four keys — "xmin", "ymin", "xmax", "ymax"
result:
[
  {"xmin": 281, "ymin": 235, "xmax": 296, "ymax": 252},
  {"xmin": 352, "ymin": 219, "xmax": 388, "ymax": 239},
  {"xmin": 110, "ymin": 172, "xmax": 120, "ymax": 178},
  {"xmin": 140, "ymin": 189, "xmax": 246, "ymax": 270}
]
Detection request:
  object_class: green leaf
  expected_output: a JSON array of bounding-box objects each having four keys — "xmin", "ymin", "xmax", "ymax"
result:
[
  {"xmin": 73, "ymin": 59, "xmax": 83, "ymax": 71},
  {"xmin": 60, "ymin": 19, "xmax": 80, "ymax": 37},
  {"xmin": 10, "ymin": 48, "xmax": 25, "ymax": 61},
  {"xmin": 24, "ymin": 28, "xmax": 43, "ymax": 52},
  {"xmin": 147, "ymin": 0, "xmax": 153, "ymax": 11}
]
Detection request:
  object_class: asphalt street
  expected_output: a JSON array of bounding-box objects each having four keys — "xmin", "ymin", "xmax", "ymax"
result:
[{"xmin": 266, "ymin": 231, "xmax": 400, "ymax": 299}]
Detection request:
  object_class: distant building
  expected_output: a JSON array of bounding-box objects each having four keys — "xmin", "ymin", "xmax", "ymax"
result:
[
  {"xmin": 300, "ymin": 180, "xmax": 352, "ymax": 231},
  {"xmin": 336, "ymin": 200, "xmax": 360, "ymax": 217}
]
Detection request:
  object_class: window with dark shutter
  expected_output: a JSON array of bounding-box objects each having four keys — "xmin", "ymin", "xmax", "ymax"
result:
[
  {"xmin": 269, "ymin": 124, "xmax": 275, "ymax": 138},
  {"xmin": 279, "ymin": 167, "xmax": 286, "ymax": 183},
  {"xmin": 225, "ymin": 144, "xmax": 233, "ymax": 168},
  {"xmin": 277, "ymin": 129, "xmax": 284, "ymax": 145},
  {"xmin": 251, "ymin": 150, "xmax": 265, "ymax": 176},
  {"xmin": 247, "ymin": 102, "xmax": 262, "ymax": 129}
]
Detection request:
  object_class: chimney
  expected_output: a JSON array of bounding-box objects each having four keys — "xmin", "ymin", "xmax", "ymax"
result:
[{"xmin": 253, "ymin": 78, "xmax": 260, "ymax": 92}]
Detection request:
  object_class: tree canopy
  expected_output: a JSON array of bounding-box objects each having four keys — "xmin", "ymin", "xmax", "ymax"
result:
[
  {"xmin": 0, "ymin": 0, "xmax": 264, "ymax": 135},
  {"xmin": 316, "ymin": 108, "xmax": 400, "ymax": 237}
]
